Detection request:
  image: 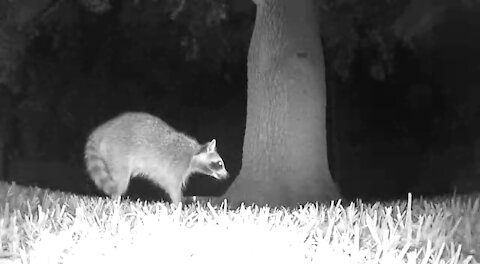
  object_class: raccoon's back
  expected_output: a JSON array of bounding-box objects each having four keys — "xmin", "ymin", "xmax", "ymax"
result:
[
  {"xmin": 90, "ymin": 112, "xmax": 173, "ymax": 145},
  {"xmin": 87, "ymin": 112, "xmax": 200, "ymax": 160}
]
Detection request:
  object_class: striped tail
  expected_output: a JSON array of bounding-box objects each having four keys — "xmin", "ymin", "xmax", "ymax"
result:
[{"xmin": 84, "ymin": 138, "xmax": 117, "ymax": 196}]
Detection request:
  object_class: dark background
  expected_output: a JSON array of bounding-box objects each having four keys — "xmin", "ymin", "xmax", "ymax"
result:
[{"xmin": 1, "ymin": 0, "xmax": 480, "ymax": 202}]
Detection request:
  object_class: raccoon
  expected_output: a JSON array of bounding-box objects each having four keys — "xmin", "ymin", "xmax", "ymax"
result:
[{"xmin": 84, "ymin": 112, "xmax": 229, "ymax": 204}]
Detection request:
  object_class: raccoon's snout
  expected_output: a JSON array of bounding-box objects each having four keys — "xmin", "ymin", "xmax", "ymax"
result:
[{"xmin": 213, "ymin": 168, "xmax": 229, "ymax": 180}]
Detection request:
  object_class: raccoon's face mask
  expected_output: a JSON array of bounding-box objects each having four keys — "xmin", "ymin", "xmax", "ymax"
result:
[
  {"xmin": 193, "ymin": 139, "xmax": 229, "ymax": 180},
  {"xmin": 208, "ymin": 158, "xmax": 228, "ymax": 180}
]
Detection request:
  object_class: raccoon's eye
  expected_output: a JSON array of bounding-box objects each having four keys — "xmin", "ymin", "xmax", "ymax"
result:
[{"xmin": 210, "ymin": 160, "xmax": 224, "ymax": 170}]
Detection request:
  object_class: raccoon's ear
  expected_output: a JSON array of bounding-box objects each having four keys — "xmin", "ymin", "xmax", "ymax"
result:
[{"xmin": 207, "ymin": 139, "xmax": 216, "ymax": 152}]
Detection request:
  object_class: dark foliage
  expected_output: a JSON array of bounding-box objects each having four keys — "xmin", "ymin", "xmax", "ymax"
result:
[{"xmin": 1, "ymin": 0, "xmax": 480, "ymax": 201}]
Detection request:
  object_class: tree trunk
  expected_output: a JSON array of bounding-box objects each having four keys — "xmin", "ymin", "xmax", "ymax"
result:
[{"xmin": 224, "ymin": 0, "xmax": 341, "ymax": 207}]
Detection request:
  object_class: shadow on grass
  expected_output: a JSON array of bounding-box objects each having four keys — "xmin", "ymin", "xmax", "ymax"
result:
[{"xmin": 5, "ymin": 159, "xmax": 207, "ymax": 204}]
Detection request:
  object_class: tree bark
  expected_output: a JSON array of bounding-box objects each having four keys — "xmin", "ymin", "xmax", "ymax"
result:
[{"xmin": 224, "ymin": 0, "xmax": 341, "ymax": 207}]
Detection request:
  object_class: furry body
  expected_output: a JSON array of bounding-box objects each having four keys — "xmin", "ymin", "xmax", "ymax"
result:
[{"xmin": 84, "ymin": 112, "xmax": 228, "ymax": 204}]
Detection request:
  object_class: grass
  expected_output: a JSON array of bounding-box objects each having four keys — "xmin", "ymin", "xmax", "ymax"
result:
[{"xmin": 0, "ymin": 181, "xmax": 479, "ymax": 264}]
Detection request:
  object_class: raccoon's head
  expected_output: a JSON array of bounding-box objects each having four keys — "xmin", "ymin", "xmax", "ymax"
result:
[{"xmin": 191, "ymin": 139, "xmax": 229, "ymax": 180}]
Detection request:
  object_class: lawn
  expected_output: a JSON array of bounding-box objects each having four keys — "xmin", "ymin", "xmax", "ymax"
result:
[{"xmin": 0, "ymin": 181, "xmax": 479, "ymax": 264}]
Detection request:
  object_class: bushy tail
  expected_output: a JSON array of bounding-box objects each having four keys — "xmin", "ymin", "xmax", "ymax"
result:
[{"xmin": 84, "ymin": 138, "xmax": 115, "ymax": 195}]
